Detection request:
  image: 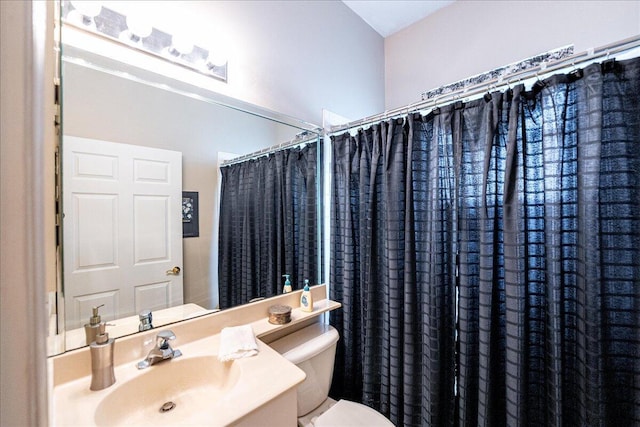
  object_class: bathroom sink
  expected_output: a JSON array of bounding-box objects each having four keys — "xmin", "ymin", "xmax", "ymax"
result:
[{"xmin": 94, "ymin": 356, "xmax": 241, "ymax": 426}]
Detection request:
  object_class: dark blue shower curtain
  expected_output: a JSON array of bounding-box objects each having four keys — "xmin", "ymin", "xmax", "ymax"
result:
[
  {"xmin": 218, "ymin": 143, "xmax": 319, "ymax": 308},
  {"xmin": 330, "ymin": 57, "xmax": 640, "ymax": 426}
]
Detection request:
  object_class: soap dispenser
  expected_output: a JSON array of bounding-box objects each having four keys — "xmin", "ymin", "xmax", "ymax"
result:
[
  {"xmin": 282, "ymin": 274, "xmax": 292, "ymax": 293},
  {"xmin": 84, "ymin": 304, "xmax": 104, "ymax": 346},
  {"xmin": 90, "ymin": 322, "xmax": 116, "ymax": 391},
  {"xmin": 300, "ymin": 279, "xmax": 313, "ymax": 312}
]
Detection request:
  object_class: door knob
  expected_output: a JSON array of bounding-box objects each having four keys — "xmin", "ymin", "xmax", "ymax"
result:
[{"xmin": 166, "ymin": 266, "xmax": 181, "ymax": 275}]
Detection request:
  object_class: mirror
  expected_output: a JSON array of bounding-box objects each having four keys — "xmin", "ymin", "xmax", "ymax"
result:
[{"xmin": 55, "ymin": 13, "xmax": 323, "ymax": 354}]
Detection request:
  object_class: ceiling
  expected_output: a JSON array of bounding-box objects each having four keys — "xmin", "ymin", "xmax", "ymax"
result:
[{"xmin": 343, "ymin": 0, "xmax": 454, "ymax": 38}]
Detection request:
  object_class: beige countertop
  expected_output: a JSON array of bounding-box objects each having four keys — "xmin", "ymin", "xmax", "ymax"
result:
[{"xmin": 51, "ymin": 331, "xmax": 305, "ymax": 426}]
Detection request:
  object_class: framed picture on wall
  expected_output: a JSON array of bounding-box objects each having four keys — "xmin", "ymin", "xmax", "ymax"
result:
[{"xmin": 182, "ymin": 191, "xmax": 199, "ymax": 238}]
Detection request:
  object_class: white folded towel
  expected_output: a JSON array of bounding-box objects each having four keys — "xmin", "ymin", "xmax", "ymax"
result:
[{"xmin": 218, "ymin": 325, "xmax": 259, "ymax": 362}]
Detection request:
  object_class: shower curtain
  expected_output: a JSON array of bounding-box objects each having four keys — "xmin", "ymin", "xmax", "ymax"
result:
[
  {"xmin": 329, "ymin": 58, "xmax": 640, "ymax": 426},
  {"xmin": 218, "ymin": 142, "xmax": 319, "ymax": 308}
]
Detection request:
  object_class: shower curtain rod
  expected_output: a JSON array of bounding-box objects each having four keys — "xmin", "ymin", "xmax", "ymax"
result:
[
  {"xmin": 220, "ymin": 130, "xmax": 321, "ymax": 167},
  {"xmin": 329, "ymin": 35, "xmax": 640, "ymax": 135}
]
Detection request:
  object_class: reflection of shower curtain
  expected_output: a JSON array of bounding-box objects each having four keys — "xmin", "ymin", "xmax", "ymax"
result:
[
  {"xmin": 330, "ymin": 58, "xmax": 640, "ymax": 426},
  {"xmin": 218, "ymin": 142, "xmax": 319, "ymax": 308}
]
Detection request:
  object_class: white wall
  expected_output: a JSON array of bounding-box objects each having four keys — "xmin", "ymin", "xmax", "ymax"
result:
[
  {"xmin": 1, "ymin": 1, "xmax": 51, "ymax": 425},
  {"xmin": 385, "ymin": 0, "xmax": 640, "ymax": 109},
  {"xmin": 98, "ymin": 0, "xmax": 385, "ymax": 125}
]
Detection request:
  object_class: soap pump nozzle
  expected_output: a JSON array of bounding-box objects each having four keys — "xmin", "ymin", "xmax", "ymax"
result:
[
  {"xmin": 90, "ymin": 304, "xmax": 104, "ymax": 325},
  {"xmin": 95, "ymin": 322, "xmax": 109, "ymax": 344}
]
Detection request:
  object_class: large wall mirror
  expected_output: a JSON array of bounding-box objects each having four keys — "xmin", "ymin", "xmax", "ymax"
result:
[{"xmin": 53, "ymin": 5, "xmax": 324, "ymax": 354}]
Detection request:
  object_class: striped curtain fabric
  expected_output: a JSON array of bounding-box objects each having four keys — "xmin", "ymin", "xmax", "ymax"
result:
[
  {"xmin": 218, "ymin": 142, "xmax": 319, "ymax": 308},
  {"xmin": 329, "ymin": 57, "xmax": 640, "ymax": 426}
]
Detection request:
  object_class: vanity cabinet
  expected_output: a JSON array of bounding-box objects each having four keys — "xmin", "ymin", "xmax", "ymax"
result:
[{"xmin": 230, "ymin": 388, "xmax": 298, "ymax": 426}]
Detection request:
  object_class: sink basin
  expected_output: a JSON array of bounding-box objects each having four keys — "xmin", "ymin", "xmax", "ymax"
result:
[{"xmin": 94, "ymin": 356, "xmax": 241, "ymax": 426}]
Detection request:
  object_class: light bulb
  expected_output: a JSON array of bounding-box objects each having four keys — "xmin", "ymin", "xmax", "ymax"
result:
[
  {"xmin": 171, "ymin": 34, "xmax": 194, "ymax": 56},
  {"xmin": 70, "ymin": 0, "xmax": 102, "ymax": 18},
  {"xmin": 125, "ymin": 14, "xmax": 152, "ymax": 39},
  {"xmin": 206, "ymin": 44, "xmax": 228, "ymax": 67}
]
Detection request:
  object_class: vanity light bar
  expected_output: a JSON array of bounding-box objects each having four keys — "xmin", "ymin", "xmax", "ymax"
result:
[{"xmin": 61, "ymin": 1, "xmax": 228, "ymax": 82}]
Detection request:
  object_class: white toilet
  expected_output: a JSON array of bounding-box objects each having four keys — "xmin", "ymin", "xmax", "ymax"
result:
[{"xmin": 270, "ymin": 323, "xmax": 394, "ymax": 427}]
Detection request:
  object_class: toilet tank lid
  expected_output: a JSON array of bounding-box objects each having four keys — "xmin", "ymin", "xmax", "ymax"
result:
[{"xmin": 269, "ymin": 323, "xmax": 339, "ymax": 365}]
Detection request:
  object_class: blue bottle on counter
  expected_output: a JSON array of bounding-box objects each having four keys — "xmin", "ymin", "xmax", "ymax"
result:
[{"xmin": 300, "ymin": 279, "xmax": 313, "ymax": 312}]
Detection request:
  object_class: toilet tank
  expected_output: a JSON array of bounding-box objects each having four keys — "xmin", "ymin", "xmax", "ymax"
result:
[{"xmin": 269, "ymin": 323, "xmax": 339, "ymax": 416}]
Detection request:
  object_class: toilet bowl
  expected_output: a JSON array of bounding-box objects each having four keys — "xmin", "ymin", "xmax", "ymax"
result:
[{"xmin": 270, "ymin": 323, "xmax": 394, "ymax": 427}]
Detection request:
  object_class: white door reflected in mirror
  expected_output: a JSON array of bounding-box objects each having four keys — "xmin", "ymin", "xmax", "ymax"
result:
[{"xmin": 63, "ymin": 136, "xmax": 184, "ymax": 331}]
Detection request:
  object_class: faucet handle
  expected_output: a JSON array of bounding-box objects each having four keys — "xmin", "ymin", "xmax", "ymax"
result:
[{"xmin": 156, "ymin": 330, "xmax": 176, "ymax": 349}]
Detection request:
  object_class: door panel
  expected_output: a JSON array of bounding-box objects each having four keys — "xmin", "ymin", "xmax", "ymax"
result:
[
  {"xmin": 134, "ymin": 281, "xmax": 171, "ymax": 313},
  {"xmin": 133, "ymin": 195, "xmax": 170, "ymax": 263},
  {"xmin": 133, "ymin": 158, "xmax": 170, "ymax": 183},
  {"xmin": 72, "ymin": 290, "xmax": 120, "ymax": 326},
  {"xmin": 74, "ymin": 194, "xmax": 118, "ymax": 269}
]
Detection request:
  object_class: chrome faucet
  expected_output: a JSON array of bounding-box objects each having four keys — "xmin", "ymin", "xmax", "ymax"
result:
[{"xmin": 137, "ymin": 330, "xmax": 182, "ymax": 369}]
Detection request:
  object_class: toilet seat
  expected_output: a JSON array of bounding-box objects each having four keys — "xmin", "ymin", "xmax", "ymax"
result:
[{"xmin": 313, "ymin": 399, "xmax": 394, "ymax": 427}]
